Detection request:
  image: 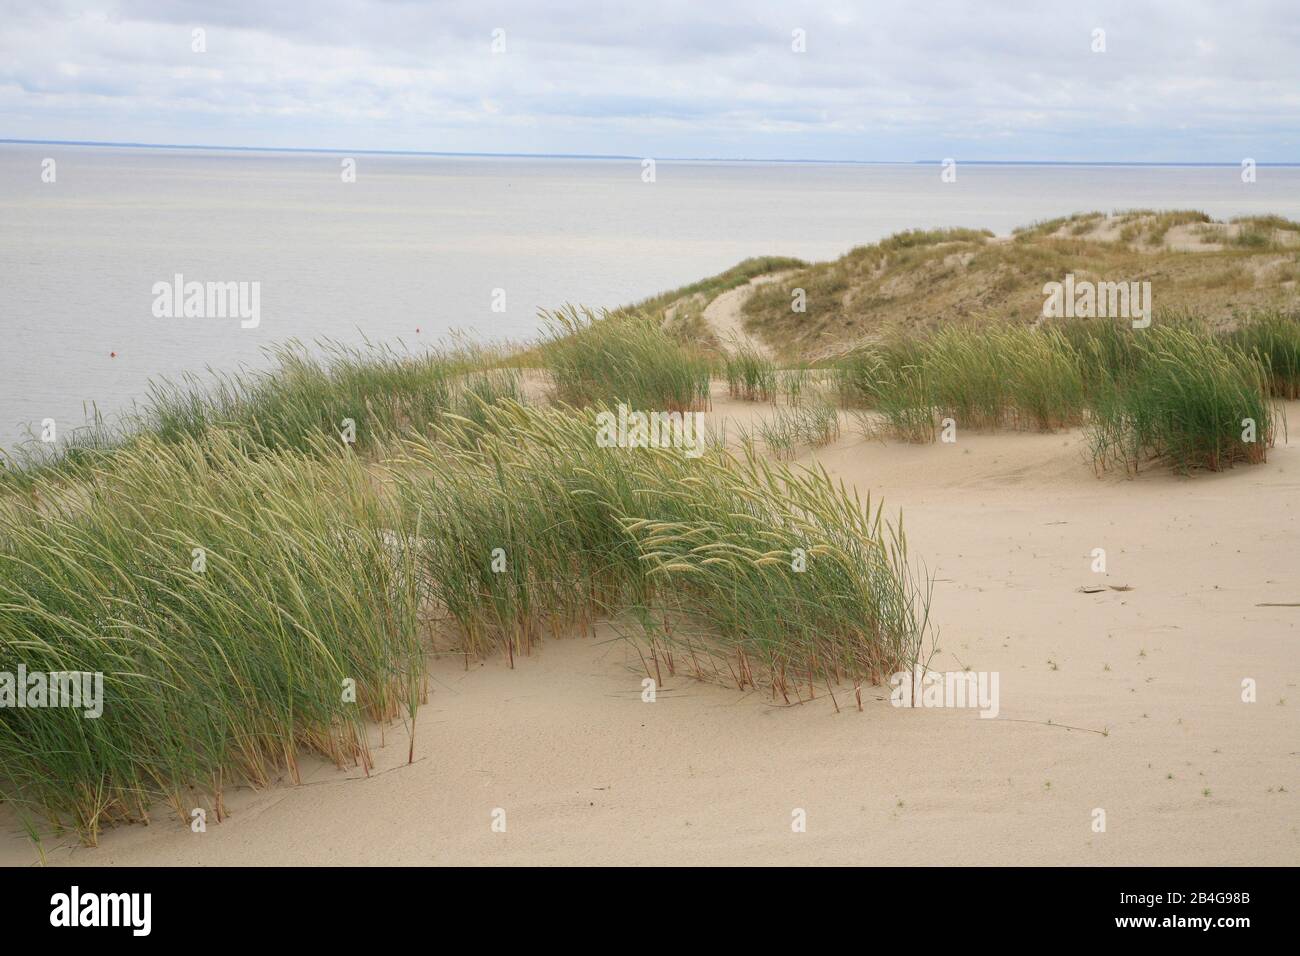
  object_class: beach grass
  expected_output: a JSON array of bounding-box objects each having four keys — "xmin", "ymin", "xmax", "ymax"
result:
[
  {"xmin": 143, "ymin": 339, "xmax": 473, "ymax": 454},
  {"xmin": 540, "ymin": 306, "xmax": 711, "ymax": 412},
  {"xmin": 2, "ymin": 384, "xmax": 930, "ymax": 841},
  {"xmin": 830, "ymin": 314, "xmax": 1281, "ymax": 472},
  {"xmin": 4, "ymin": 289, "xmax": 1290, "ymax": 844},
  {"xmin": 395, "ymin": 399, "xmax": 930, "ymax": 696},
  {"xmin": 758, "ymin": 399, "xmax": 841, "ymax": 459},
  {"xmin": 1224, "ymin": 311, "xmax": 1300, "ymax": 399},
  {"xmin": 777, "ymin": 367, "xmax": 814, "ymax": 405},
  {"xmin": 0, "ymin": 430, "xmax": 425, "ymax": 844},
  {"xmin": 724, "ymin": 341, "xmax": 777, "ymax": 402},
  {"xmin": 1087, "ymin": 325, "xmax": 1276, "ymax": 473},
  {"xmin": 0, "ymin": 339, "xmax": 521, "ymax": 491}
]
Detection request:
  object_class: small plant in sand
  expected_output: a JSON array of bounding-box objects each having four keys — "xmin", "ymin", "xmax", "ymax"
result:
[
  {"xmin": 778, "ymin": 367, "xmax": 815, "ymax": 405},
  {"xmin": 759, "ymin": 400, "xmax": 841, "ymax": 459},
  {"xmin": 724, "ymin": 341, "xmax": 777, "ymax": 402}
]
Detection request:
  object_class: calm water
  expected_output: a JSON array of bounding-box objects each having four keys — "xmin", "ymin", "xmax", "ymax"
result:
[{"xmin": 3, "ymin": 144, "xmax": 1299, "ymax": 449}]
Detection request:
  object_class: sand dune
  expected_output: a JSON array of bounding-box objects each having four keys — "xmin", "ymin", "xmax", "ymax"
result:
[
  {"xmin": 701, "ymin": 272, "xmax": 791, "ymax": 359},
  {"xmin": 3, "ymin": 391, "xmax": 1296, "ymax": 866}
]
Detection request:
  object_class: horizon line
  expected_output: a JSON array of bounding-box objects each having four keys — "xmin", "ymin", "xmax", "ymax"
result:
[{"xmin": 3, "ymin": 138, "xmax": 1299, "ymax": 167}]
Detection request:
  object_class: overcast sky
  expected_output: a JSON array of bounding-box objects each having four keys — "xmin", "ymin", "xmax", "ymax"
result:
[{"xmin": 2, "ymin": 0, "xmax": 1297, "ymax": 162}]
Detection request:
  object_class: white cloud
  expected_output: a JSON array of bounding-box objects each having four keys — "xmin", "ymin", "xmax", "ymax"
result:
[{"xmin": 1, "ymin": 0, "xmax": 1297, "ymax": 161}]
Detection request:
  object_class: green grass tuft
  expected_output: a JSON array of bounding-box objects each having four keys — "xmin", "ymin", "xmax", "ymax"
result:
[{"xmin": 540, "ymin": 306, "xmax": 712, "ymax": 412}]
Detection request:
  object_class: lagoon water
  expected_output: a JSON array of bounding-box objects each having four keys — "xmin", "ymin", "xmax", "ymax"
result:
[{"xmin": 2, "ymin": 143, "xmax": 1299, "ymax": 449}]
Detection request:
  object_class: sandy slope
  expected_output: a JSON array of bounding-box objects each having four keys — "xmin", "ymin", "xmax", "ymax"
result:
[
  {"xmin": 701, "ymin": 273, "xmax": 791, "ymax": 359},
  {"xmin": 3, "ymin": 392, "xmax": 1297, "ymax": 866}
]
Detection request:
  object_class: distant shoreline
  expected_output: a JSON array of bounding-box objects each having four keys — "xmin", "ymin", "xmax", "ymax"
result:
[{"xmin": 3, "ymin": 138, "xmax": 1299, "ymax": 167}]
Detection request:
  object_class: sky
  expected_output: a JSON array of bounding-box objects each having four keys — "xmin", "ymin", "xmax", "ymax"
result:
[{"xmin": 2, "ymin": 0, "xmax": 1298, "ymax": 163}]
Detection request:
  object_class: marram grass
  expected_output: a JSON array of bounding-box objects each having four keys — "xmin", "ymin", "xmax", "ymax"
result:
[
  {"xmin": 834, "ymin": 315, "xmax": 1283, "ymax": 473},
  {"xmin": 1087, "ymin": 325, "xmax": 1276, "ymax": 473},
  {"xmin": 0, "ymin": 430, "xmax": 425, "ymax": 844},
  {"xmin": 1224, "ymin": 311, "xmax": 1300, "ymax": 399},
  {"xmin": 1, "ymin": 394, "xmax": 932, "ymax": 842},
  {"xmin": 395, "ymin": 399, "xmax": 930, "ymax": 696},
  {"xmin": 143, "ymin": 338, "xmax": 472, "ymax": 454},
  {"xmin": 759, "ymin": 399, "xmax": 842, "ymax": 459},
  {"xmin": 0, "ymin": 339, "xmax": 522, "ymax": 491},
  {"xmin": 12, "ymin": 298, "xmax": 1283, "ymax": 846},
  {"xmin": 723, "ymin": 342, "xmax": 777, "ymax": 402},
  {"xmin": 540, "ymin": 305, "xmax": 712, "ymax": 412}
]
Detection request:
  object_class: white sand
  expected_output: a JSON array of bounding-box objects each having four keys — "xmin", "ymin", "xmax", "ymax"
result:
[{"xmin": 2, "ymin": 393, "xmax": 1297, "ymax": 866}]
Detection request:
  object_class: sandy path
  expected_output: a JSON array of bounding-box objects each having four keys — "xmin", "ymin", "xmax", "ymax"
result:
[
  {"xmin": 702, "ymin": 273, "xmax": 792, "ymax": 359},
  {"xmin": 3, "ymin": 397, "xmax": 1297, "ymax": 866}
]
